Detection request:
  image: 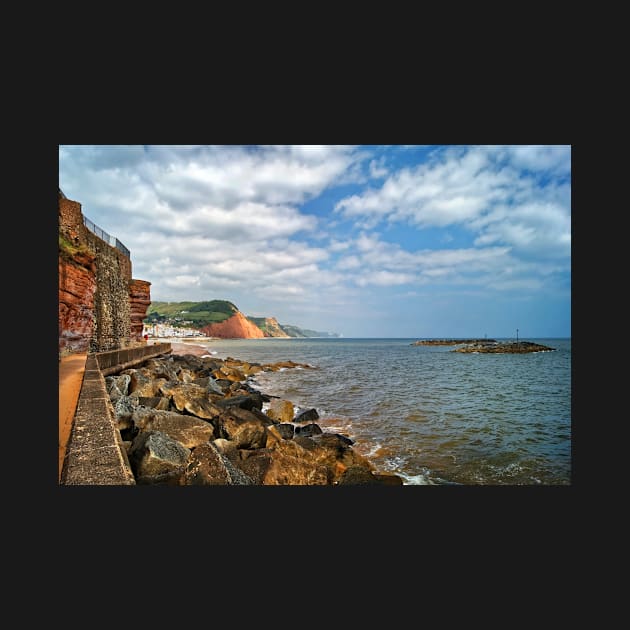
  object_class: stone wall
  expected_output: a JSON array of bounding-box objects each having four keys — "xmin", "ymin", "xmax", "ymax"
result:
[
  {"xmin": 61, "ymin": 343, "xmax": 172, "ymax": 485},
  {"xmin": 58, "ymin": 191, "xmax": 151, "ymax": 355},
  {"xmin": 87, "ymin": 230, "xmax": 133, "ymax": 352}
]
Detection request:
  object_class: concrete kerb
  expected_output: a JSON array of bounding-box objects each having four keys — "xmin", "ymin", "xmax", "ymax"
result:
[{"xmin": 60, "ymin": 343, "xmax": 172, "ymax": 485}]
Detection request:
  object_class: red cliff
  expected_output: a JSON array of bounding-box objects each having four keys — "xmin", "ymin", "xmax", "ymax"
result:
[
  {"xmin": 58, "ymin": 191, "xmax": 152, "ymax": 354},
  {"xmin": 200, "ymin": 311, "xmax": 265, "ymax": 338},
  {"xmin": 129, "ymin": 279, "xmax": 152, "ymax": 342},
  {"xmin": 59, "ymin": 251, "xmax": 97, "ymax": 355}
]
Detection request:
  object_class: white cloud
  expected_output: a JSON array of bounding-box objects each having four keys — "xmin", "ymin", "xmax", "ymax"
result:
[
  {"xmin": 356, "ymin": 271, "xmax": 415, "ymax": 286},
  {"xmin": 335, "ymin": 145, "xmax": 571, "ymax": 262},
  {"xmin": 369, "ymin": 157, "xmax": 389, "ymax": 179},
  {"xmin": 335, "ymin": 146, "xmax": 518, "ymax": 228},
  {"xmin": 504, "ymin": 145, "xmax": 571, "ymax": 174},
  {"xmin": 336, "ymin": 255, "xmax": 362, "ymax": 270},
  {"xmin": 328, "ymin": 239, "xmax": 352, "ymax": 252},
  {"xmin": 59, "ymin": 145, "xmax": 571, "ymax": 336}
]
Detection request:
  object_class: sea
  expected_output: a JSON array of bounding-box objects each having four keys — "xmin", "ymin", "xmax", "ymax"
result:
[{"xmin": 177, "ymin": 337, "xmax": 571, "ymax": 486}]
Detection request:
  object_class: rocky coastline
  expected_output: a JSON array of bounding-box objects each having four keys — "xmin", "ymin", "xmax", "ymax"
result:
[{"xmin": 108, "ymin": 349, "xmax": 403, "ymax": 485}]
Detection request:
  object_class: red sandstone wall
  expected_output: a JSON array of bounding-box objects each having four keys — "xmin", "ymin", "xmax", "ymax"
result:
[
  {"xmin": 58, "ymin": 193, "xmax": 151, "ymax": 354},
  {"xmin": 59, "ymin": 252, "xmax": 97, "ymax": 355},
  {"xmin": 129, "ymin": 279, "xmax": 152, "ymax": 341}
]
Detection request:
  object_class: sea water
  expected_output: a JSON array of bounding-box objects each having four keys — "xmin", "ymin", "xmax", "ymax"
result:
[{"xmin": 183, "ymin": 337, "xmax": 571, "ymax": 485}]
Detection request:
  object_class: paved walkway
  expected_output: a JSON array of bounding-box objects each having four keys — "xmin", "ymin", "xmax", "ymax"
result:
[{"xmin": 59, "ymin": 353, "xmax": 87, "ymax": 482}]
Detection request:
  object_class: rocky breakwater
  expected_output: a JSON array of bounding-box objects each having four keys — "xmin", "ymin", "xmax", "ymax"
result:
[
  {"xmin": 411, "ymin": 339, "xmax": 496, "ymax": 346},
  {"xmin": 452, "ymin": 340, "xmax": 555, "ymax": 353},
  {"xmin": 106, "ymin": 352, "xmax": 403, "ymax": 485}
]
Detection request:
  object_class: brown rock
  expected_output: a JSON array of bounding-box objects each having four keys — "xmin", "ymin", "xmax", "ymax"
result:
[
  {"xmin": 216, "ymin": 408, "xmax": 269, "ymax": 449},
  {"xmin": 183, "ymin": 443, "xmax": 254, "ymax": 485},
  {"xmin": 128, "ymin": 430, "xmax": 191, "ymax": 484},
  {"xmin": 131, "ymin": 409, "xmax": 216, "ymax": 448},
  {"xmin": 266, "ymin": 399, "xmax": 295, "ymax": 423}
]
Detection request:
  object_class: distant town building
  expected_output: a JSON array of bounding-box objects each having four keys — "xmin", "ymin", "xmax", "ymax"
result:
[{"xmin": 142, "ymin": 323, "xmax": 204, "ymax": 338}]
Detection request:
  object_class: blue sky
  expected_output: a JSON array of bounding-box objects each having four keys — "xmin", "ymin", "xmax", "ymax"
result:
[{"xmin": 58, "ymin": 145, "xmax": 571, "ymax": 338}]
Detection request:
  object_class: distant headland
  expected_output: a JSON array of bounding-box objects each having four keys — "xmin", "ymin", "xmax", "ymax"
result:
[{"xmin": 411, "ymin": 339, "xmax": 555, "ymax": 353}]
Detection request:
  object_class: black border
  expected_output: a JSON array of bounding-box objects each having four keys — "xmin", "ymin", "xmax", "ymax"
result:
[{"xmin": 49, "ymin": 114, "xmax": 577, "ymax": 570}]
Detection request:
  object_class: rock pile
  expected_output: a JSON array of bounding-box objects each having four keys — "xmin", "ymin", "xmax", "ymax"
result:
[{"xmin": 106, "ymin": 352, "xmax": 403, "ymax": 485}]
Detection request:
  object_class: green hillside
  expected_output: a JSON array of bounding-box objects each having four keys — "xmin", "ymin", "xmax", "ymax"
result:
[
  {"xmin": 145, "ymin": 299, "xmax": 339, "ymax": 337},
  {"xmin": 280, "ymin": 324, "xmax": 339, "ymax": 338},
  {"xmin": 146, "ymin": 300, "xmax": 238, "ymax": 328}
]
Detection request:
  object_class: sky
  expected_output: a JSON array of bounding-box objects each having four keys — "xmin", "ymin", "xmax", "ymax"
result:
[{"xmin": 58, "ymin": 145, "xmax": 571, "ymax": 338}]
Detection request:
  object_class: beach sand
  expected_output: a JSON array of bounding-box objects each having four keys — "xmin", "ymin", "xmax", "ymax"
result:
[{"xmin": 150, "ymin": 338, "xmax": 215, "ymax": 357}]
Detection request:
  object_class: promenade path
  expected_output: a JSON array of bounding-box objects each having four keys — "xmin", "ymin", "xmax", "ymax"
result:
[{"xmin": 58, "ymin": 353, "xmax": 87, "ymax": 483}]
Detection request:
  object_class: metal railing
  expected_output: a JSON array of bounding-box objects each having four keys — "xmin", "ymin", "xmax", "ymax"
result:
[{"xmin": 83, "ymin": 216, "xmax": 130, "ymax": 258}]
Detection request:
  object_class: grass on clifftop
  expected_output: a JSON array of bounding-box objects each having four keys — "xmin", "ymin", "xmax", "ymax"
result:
[
  {"xmin": 59, "ymin": 234, "xmax": 92, "ymax": 264},
  {"xmin": 146, "ymin": 300, "xmax": 238, "ymax": 327}
]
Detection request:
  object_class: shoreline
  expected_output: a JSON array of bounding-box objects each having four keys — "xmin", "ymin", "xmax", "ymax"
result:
[
  {"xmin": 106, "ymin": 346, "xmax": 401, "ymax": 484},
  {"xmin": 144, "ymin": 338, "xmax": 404, "ymax": 484},
  {"xmin": 158, "ymin": 337, "xmax": 399, "ymax": 481},
  {"xmin": 148, "ymin": 338, "xmax": 215, "ymax": 357}
]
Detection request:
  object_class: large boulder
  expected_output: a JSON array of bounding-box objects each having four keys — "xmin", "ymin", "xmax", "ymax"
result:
[
  {"xmin": 294, "ymin": 423, "xmax": 323, "ymax": 438},
  {"xmin": 183, "ymin": 397, "xmax": 222, "ymax": 420},
  {"xmin": 275, "ymin": 423, "xmax": 295, "ymax": 440},
  {"xmin": 294, "ymin": 408, "xmax": 319, "ymax": 424},
  {"xmin": 112, "ymin": 394, "xmax": 140, "ymax": 424},
  {"xmin": 141, "ymin": 359, "xmax": 178, "ymax": 382},
  {"xmin": 183, "ymin": 443, "xmax": 254, "ymax": 485},
  {"xmin": 192, "ymin": 376, "xmax": 225, "ymax": 395},
  {"xmin": 131, "ymin": 409, "xmax": 216, "ymax": 449},
  {"xmin": 266, "ymin": 399, "xmax": 294, "ymax": 423},
  {"xmin": 214, "ymin": 393, "xmax": 264, "ymax": 411},
  {"xmin": 128, "ymin": 430, "xmax": 191, "ymax": 484},
  {"xmin": 105, "ymin": 374, "xmax": 131, "ymax": 400},
  {"xmin": 215, "ymin": 408, "xmax": 269, "ymax": 449},
  {"xmin": 127, "ymin": 369, "xmax": 166, "ymax": 397},
  {"xmin": 234, "ymin": 440, "xmax": 329, "ymax": 485},
  {"xmin": 159, "ymin": 381, "xmax": 212, "ymax": 412}
]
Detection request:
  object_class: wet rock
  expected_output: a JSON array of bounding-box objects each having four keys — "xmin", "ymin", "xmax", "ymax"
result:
[
  {"xmin": 266, "ymin": 399, "xmax": 294, "ymax": 423},
  {"xmin": 294, "ymin": 408, "xmax": 319, "ymax": 423},
  {"xmin": 275, "ymin": 423, "xmax": 295, "ymax": 440},
  {"xmin": 336, "ymin": 465, "xmax": 404, "ymax": 485},
  {"xmin": 294, "ymin": 423, "xmax": 323, "ymax": 437}
]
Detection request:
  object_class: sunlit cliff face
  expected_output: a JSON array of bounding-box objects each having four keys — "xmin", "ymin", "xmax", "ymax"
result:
[{"xmin": 201, "ymin": 311, "xmax": 265, "ymax": 339}]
